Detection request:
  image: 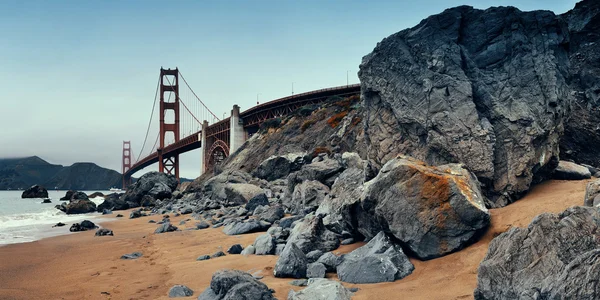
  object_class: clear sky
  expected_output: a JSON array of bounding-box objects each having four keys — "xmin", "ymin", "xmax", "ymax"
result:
[{"xmin": 0, "ymin": 0, "xmax": 578, "ymax": 179}]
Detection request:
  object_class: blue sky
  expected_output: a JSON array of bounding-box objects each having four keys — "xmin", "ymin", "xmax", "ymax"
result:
[{"xmin": 0, "ymin": 0, "xmax": 578, "ymax": 179}]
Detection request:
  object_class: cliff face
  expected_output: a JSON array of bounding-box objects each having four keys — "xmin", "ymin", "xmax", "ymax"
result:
[
  {"xmin": 0, "ymin": 157, "xmax": 121, "ymax": 190},
  {"xmin": 359, "ymin": 5, "xmax": 572, "ymax": 207},
  {"xmin": 559, "ymin": 0, "xmax": 600, "ymax": 167}
]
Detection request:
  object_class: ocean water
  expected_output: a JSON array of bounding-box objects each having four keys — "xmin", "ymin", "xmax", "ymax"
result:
[{"xmin": 0, "ymin": 190, "xmax": 111, "ymax": 246}]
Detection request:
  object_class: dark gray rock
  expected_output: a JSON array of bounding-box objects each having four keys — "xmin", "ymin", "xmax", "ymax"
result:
[
  {"xmin": 305, "ymin": 250, "xmax": 324, "ymax": 263},
  {"xmin": 21, "ymin": 185, "xmax": 48, "ymax": 198},
  {"xmin": 60, "ymin": 190, "xmax": 76, "ymax": 201},
  {"xmin": 41, "ymin": 198, "xmax": 51, "ymax": 203},
  {"xmin": 253, "ymin": 153, "xmax": 306, "ymax": 181},
  {"xmin": 274, "ymin": 242, "xmax": 307, "ymax": 279},
  {"xmin": 287, "ymin": 278, "xmax": 353, "ymax": 300},
  {"xmin": 475, "ymin": 206, "xmax": 600, "ymax": 299},
  {"xmin": 227, "ymin": 244, "xmax": 243, "ymax": 254},
  {"xmin": 553, "ymin": 160, "xmax": 592, "ymax": 180},
  {"xmin": 140, "ymin": 194, "xmax": 156, "ymax": 207},
  {"xmin": 102, "ymin": 209, "xmax": 112, "ymax": 215},
  {"xmin": 287, "ymin": 158, "xmax": 344, "ymax": 196},
  {"xmin": 289, "ymin": 279, "xmax": 308, "ymax": 287},
  {"xmin": 287, "ymin": 214, "xmax": 340, "ymax": 254},
  {"xmin": 196, "ymin": 221, "xmax": 210, "ymax": 230},
  {"xmin": 52, "ymin": 222, "xmax": 66, "ymax": 227},
  {"xmin": 97, "ymin": 193, "xmax": 129, "ymax": 212},
  {"xmin": 540, "ymin": 249, "xmax": 600, "ymax": 299},
  {"xmin": 222, "ymin": 219, "xmax": 269, "ymax": 235},
  {"xmin": 360, "ymin": 5, "xmax": 570, "ymax": 207},
  {"xmin": 201, "ymin": 171, "xmax": 262, "ymax": 206},
  {"xmin": 337, "ymin": 231, "xmax": 414, "ymax": 284},
  {"xmin": 287, "ymin": 180, "xmax": 329, "ymax": 214},
  {"xmin": 121, "ymin": 252, "xmax": 143, "ymax": 259},
  {"xmin": 58, "ymin": 199, "xmax": 97, "ymax": 214},
  {"xmin": 307, "ymin": 262, "xmax": 326, "ymax": 278},
  {"xmin": 95, "ymin": 228, "xmax": 114, "ymax": 236},
  {"xmin": 316, "ymin": 252, "xmax": 343, "ymax": 273},
  {"xmin": 120, "ymin": 171, "xmax": 177, "ymax": 206},
  {"xmin": 168, "ymin": 285, "xmax": 194, "ymax": 298},
  {"xmin": 211, "ymin": 251, "xmax": 226, "ymax": 258},
  {"xmin": 253, "ymin": 233, "xmax": 275, "ymax": 255},
  {"xmin": 154, "ymin": 222, "xmax": 178, "ymax": 234},
  {"xmin": 340, "ymin": 238, "xmax": 354, "ymax": 245},
  {"xmin": 356, "ymin": 156, "xmax": 490, "ymax": 259},
  {"xmin": 275, "ymin": 244, "xmax": 286, "ymax": 256},
  {"xmin": 201, "ymin": 269, "xmax": 276, "ymax": 300},
  {"xmin": 196, "ymin": 255, "xmax": 211, "ymax": 261},
  {"xmin": 279, "ymin": 216, "xmax": 303, "ymax": 229},
  {"xmin": 257, "ymin": 205, "xmax": 285, "ymax": 223},
  {"xmin": 130, "ymin": 210, "xmax": 143, "ymax": 219},
  {"xmin": 245, "ymin": 193, "xmax": 269, "ymax": 213},
  {"xmin": 69, "ymin": 220, "xmax": 97, "ymax": 232}
]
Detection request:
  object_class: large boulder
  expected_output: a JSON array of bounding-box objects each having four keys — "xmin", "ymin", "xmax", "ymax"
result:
[
  {"xmin": 274, "ymin": 242, "xmax": 307, "ymax": 279},
  {"xmin": 552, "ymin": 160, "xmax": 592, "ymax": 180},
  {"xmin": 96, "ymin": 193, "xmax": 129, "ymax": 212},
  {"xmin": 287, "ymin": 278, "xmax": 353, "ymax": 300},
  {"xmin": 287, "ymin": 214, "xmax": 340, "ymax": 254},
  {"xmin": 359, "ymin": 5, "xmax": 570, "ymax": 207},
  {"xmin": 356, "ymin": 156, "xmax": 490, "ymax": 260},
  {"xmin": 584, "ymin": 179, "xmax": 600, "ymax": 207},
  {"xmin": 286, "ymin": 158, "xmax": 344, "ymax": 198},
  {"xmin": 337, "ymin": 231, "xmax": 414, "ymax": 284},
  {"xmin": 474, "ymin": 206, "xmax": 600, "ymax": 299},
  {"xmin": 245, "ymin": 193, "xmax": 269, "ymax": 212},
  {"xmin": 253, "ymin": 153, "xmax": 307, "ymax": 181},
  {"xmin": 58, "ymin": 199, "xmax": 97, "ymax": 214},
  {"xmin": 257, "ymin": 205, "xmax": 285, "ymax": 223},
  {"xmin": 60, "ymin": 190, "xmax": 75, "ymax": 201},
  {"xmin": 316, "ymin": 167, "xmax": 367, "ymax": 233},
  {"xmin": 287, "ymin": 180, "xmax": 330, "ymax": 214},
  {"xmin": 201, "ymin": 171, "xmax": 257, "ymax": 205},
  {"xmin": 197, "ymin": 269, "xmax": 276, "ymax": 300},
  {"xmin": 120, "ymin": 172, "xmax": 177, "ymax": 206},
  {"xmin": 21, "ymin": 185, "xmax": 48, "ymax": 198}
]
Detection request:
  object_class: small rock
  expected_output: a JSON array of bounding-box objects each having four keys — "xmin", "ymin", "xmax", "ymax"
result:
[
  {"xmin": 274, "ymin": 242, "xmax": 307, "ymax": 278},
  {"xmin": 289, "ymin": 279, "xmax": 308, "ymax": 287},
  {"xmin": 102, "ymin": 209, "xmax": 112, "ymax": 215},
  {"xmin": 129, "ymin": 210, "xmax": 143, "ymax": 219},
  {"xmin": 148, "ymin": 220, "xmax": 156, "ymax": 223},
  {"xmin": 154, "ymin": 222, "xmax": 178, "ymax": 234},
  {"xmin": 41, "ymin": 198, "xmax": 52, "ymax": 204},
  {"xmin": 168, "ymin": 284, "xmax": 194, "ymax": 298},
  {"xmin": 95, "ymin": 228, "xmax": 114, "ymax": 236},
  {"xmin": 195, "ymin": 221, "xmax": 210, "ymax": 230},
  {"xmin": 196, "ymin": 255, "xmax": 211, "ymax": 261},
  {"xmin": 52, "ymin": 222, "xmax": 66, "ymax": 228},
  {"xmin": 227, "ymin": 244, "xmax": 244, "ymax": 254},
  {"xmin": 307, "ymin": 262, "xmax": 327, "ymax": 278},
  {"xmin": 116, "ymin": 214, "xmax": 124, "ymax": 217},
  {"xmin": 341, "ymin": 238, "xmax": 354, "ymax": 245},
  {"xmin": 211, "ymin": 251, "xmax": 226, "ymax": 258},
  {"xmin": 121, "ymin": 252, "xmax": 143, "ymax": 259},
  {"xmin": 288, "ymin": 278, "xmax": 353, "ymax": 300}
]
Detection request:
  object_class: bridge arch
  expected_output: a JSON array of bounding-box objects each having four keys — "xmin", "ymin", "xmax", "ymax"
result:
[{"xmin": 206, "ymin": 139, "xmax": 229, "ymax": 171}]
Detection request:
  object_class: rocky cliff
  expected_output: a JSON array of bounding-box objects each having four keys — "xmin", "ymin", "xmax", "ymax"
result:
[
  {"xmin": 0, "ymin": 156, "xmax": 121, "ymax": 190},
  {"xmin": 359, "ymin": 5, "xmax": 572, "ymax": 207}
]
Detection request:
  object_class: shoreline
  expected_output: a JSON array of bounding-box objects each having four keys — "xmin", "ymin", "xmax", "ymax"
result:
[{"xmin": 0, "ymin": 180, "xmax": 590, "ymax": 300}]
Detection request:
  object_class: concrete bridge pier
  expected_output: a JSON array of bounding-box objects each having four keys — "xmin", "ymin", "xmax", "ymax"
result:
[
  {"xmin": 200, "ymin": 120, "xmax": 208, "ymax": 175},
  {"xmin": 230, "ymin": 104, "xmax": 245, "ymax": 154}
]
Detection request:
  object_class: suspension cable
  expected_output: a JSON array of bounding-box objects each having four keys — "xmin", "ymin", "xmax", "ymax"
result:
[
  {"xmin": 178, "ymin": 71, "xmax": 220, "ymax": 121},
  {"xmin": 136, "ymin": 75, "xmax": 161, "ymax": 162}
]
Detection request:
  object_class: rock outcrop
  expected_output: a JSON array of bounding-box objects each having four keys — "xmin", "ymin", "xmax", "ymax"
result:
[
  {"xmin": 356, "ymin": 156, "xmax": 490, "ymax": 259},
  {"xmin": 360, "ymin": 5, "xmax": 570, "ymax": 206},
  {"xmin": 475, "ymin": 206, "xmax": 600, "ymax": 299},
  {"xmin": 21, "ymin": 185, "xmax": 48, "ymax": 198},
  {"xmin": 56, "ymin": 199, "xmax": 97, "ymax": 214}
]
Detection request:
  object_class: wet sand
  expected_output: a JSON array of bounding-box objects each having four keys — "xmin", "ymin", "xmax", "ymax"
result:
[{"xmin": 0, "ymin": 180, "xmax": 589, "ymax": 300}]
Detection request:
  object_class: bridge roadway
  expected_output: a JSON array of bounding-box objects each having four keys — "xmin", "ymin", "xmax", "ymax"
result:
[{"xmin": 126, "ymin": 84, "xmax": 361, "ymax": 177}]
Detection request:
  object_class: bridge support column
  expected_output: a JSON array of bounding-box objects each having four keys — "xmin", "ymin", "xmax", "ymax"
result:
[
  {"xmin": 229, "ymin": 105, "xmax": 245, "ymax": 154},
  {"xmin": 200, "ymin": 120, "xmax": 208, "ymax": 174}
]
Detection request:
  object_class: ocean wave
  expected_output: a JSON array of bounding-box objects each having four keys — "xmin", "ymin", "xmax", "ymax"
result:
[{"xmin": 0, "ymin": 198, "xmax": 105, "ymax": 229}]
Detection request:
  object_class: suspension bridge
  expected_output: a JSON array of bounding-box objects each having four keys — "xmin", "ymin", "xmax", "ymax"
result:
[{"xmin": 121, "ymin": 67, "xmax": 360, "ymax": 188}]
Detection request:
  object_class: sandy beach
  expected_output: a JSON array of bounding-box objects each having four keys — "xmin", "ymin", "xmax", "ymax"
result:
[{"xmin": 0, "ymin": 179, "xmax": 589, "ymax": 300}]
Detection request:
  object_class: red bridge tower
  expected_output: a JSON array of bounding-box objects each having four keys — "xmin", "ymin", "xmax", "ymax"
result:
[
  {"xmin": 158, "ymin": 68, "xmax": 180, "ymax": 181},
  {"xmin": 122, "ymin": 141, "xmax": 132, "ymax": 188}
]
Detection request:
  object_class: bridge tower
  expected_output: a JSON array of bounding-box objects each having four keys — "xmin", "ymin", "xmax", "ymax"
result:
[
  {"xmin": 122, "ymin": 141, "xmax": 132, "ymax": 188},
  {"xmin": 158, "ymin": 68, "xmax": 180, "ymax": 181}
]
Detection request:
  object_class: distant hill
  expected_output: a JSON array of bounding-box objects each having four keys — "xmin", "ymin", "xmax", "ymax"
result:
[{"xmin": 0, "ymin": 156, "xmax": 121, "ymax": 190}]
